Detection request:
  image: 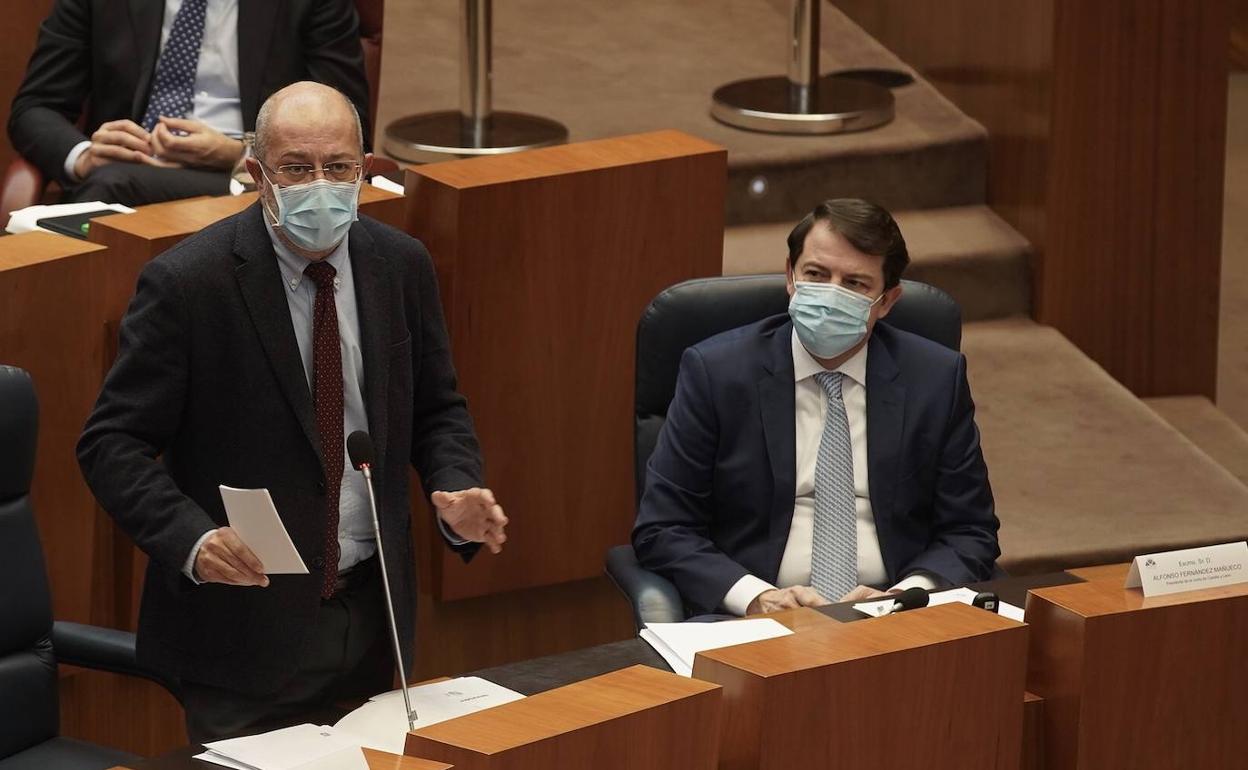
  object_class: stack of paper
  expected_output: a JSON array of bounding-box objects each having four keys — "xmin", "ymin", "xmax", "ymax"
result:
[
  {"xmin": 640, "ymin": 618, "xmax": 794, "ymax": 677},
  {"xmin": 852, "ymin": 586, "xmax": 1026, "ymax": 621},
  {"xmin": 333, "ymin": 676, "xmax": 526, "ymax": 754},
  {"xmin": 196, "ymin": 724, "xmax": 367, "ymax": 770}
]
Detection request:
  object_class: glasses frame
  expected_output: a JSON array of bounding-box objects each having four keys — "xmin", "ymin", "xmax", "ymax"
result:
[{"xmin": 264, "ymin": 161, "xmax": 365, "ymax": 184}]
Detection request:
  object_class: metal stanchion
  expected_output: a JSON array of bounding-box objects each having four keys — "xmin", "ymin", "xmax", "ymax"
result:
[
  {"xmin": 384, "ymin": 0, "xmax": 568, "ymax": 163},
  {"xmin": 711, "ymin": 0, "xmax": 894, "ymax": 134}
]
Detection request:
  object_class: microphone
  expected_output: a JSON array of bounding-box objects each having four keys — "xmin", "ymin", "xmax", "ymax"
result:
[
  {"xmin": 972, "ymin": 591, "xmax": 999, "ymax": 613},
  {"xmin": 346, "ymin": 430, "xmax": 417, "ymax": 731},
  {"xmin": 885, "ymin": 586, "xmax": 930, "ymax": 615},
  {"xmin": 347, "ymin": 430, "xmax": 375, "ymax": 469}
]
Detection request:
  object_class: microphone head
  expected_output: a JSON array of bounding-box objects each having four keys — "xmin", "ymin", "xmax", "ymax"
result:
[
  {"xmin": 346, "ymin": 430, "xmax": 375, "ymax": 469},
  {"xmin": 892, "ymin": 586, "xmax": 930, "ymax": 612}
]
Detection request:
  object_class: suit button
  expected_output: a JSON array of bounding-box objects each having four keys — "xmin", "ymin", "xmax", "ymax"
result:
[
  {"xmin": 311, "ymin": 556, "xmax": 324, "ymax": 569},
  {"xmin": 316, "ymin": 481, "xmax": 326, "ymax": 495}
]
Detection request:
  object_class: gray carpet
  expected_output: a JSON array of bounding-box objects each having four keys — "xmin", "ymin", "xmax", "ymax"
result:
[{"xmin": 379, "ymin": 0, "xmax": 985, "ymax": 224}]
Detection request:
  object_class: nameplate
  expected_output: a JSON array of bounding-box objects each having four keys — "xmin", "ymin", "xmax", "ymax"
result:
[{"xmin": 1124, "ymin": 541, "xmax": 1248, "ymax": 597}]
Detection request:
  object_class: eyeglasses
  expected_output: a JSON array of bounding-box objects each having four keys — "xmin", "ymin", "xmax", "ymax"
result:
[{"xmin": 265, "ymin": 162, "xmax": 363, "ymax": 184}]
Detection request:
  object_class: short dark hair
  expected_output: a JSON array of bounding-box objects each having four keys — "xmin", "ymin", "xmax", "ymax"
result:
[{"xmin": 786, "ymin": 199, "xmax": 910, "ymax": 289}]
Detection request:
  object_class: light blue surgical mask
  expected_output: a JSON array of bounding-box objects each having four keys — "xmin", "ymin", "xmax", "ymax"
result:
[
  {"xmin": 261, "ymin": 167, "xmax": 360, "ymax": 252},
  {"xmin": 789, "ymin": 281, "xmax": 884, "ymax": 359}
]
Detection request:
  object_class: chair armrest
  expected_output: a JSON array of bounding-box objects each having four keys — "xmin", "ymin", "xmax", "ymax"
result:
[
  {"xmin": 604, "ymin": 545, "xmax": 687, "ymax": 630},
  {"xmin": 1, "ymin": 156, "xmax": 47, "ymax": 222},
  {"xmin": 51, "ymin": 621, "xmax": 181, "ymax": 701}
]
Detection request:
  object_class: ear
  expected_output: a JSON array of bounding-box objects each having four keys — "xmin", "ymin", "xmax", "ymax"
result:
[
  {"xmin": 362, "ymin": 152, "xmax": 374, "ymax": 179},
  {"xmin": 785, "ymin": 259, "xmax": 796, "ymax": 298},
  {"xmin": 246, "ymin": 156, "xmax": 265, "ymax": 190},
  {"xmin": 875, "ymin": 283, "xmax": 904, "ymax": 320}
]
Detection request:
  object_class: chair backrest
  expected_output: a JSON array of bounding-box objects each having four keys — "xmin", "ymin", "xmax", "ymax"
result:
[
  {"xmin": 633, "ymin": 275, "xmax": 962, "ymax": 503},
  {"xmin": 0, "ymin": 365, "xmax": 59, "ymax": 759}
]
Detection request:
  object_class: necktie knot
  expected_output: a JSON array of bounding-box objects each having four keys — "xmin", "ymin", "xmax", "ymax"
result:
[
  {"xmin": 814, "ymin": 370, "xmax": 844, "ymax": 398},
  {"xmin": 304, "ymin": 261, "xmax": 337, "ymax": 288}
]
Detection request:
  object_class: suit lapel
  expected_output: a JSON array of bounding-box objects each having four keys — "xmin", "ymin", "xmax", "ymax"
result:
[
  {"xmin": 348, "ymin": 224, "xmax": 392, "ymax": 474},
  {"xmin": 129, "ymin": 0, "xmax": 165, "ymax": 120},
  {"xmin": 237, "ymin": 0, "xmax": 282, "ymax": 128},
  {"xmin": 233, "ymin": 204, "xmax": 325, "ymax": 470},
  {"xmin": 757, "ymin": 323, "xmax": 797, "ymax": 580},
  {"xmin": 865, "ymin": 331, "xmax": 905, "ymax": 579}
]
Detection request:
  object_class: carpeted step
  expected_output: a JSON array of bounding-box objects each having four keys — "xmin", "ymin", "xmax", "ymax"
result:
[
  {"xmin": 722, "ymin": 205, "xmax": 1031, "ymax": 321},
  {"xmin": 1144, "ymin": 396, "xmax": 1248, "ymax": 487},
  {"xmin": 379, "ymin": 0, "xmax": 987, "ymax": 225},
  {"xmin": 963, "ymin": 317, "xmax": 1248, "ymax": 577}
]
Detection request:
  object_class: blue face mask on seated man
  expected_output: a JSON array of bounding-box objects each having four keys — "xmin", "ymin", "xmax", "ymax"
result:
[
  {"xmin": 789, "ymin": 280, "xmax": 885, "ymax": 360},
  {"xmin": 262, "ymin": 170, "xmax": 361, "ymax": 253}
]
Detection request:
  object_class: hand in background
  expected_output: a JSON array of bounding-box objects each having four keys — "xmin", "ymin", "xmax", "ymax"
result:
[
  {"xmin": 194, "ymin": 526, "xmax": 269, "ymax": 586},
  {"xmin": 431, "ymin": 487, "xmax": 509, "ymax": 554},
  {"xmin": 73, "ymin": 119, "xmax": 181, "ymax": 178},
  {"xmin": 839, "ymin": 585, "xmax": 892, "ymax": 602},
  {"xmin": 746, "ymin": 585, "xmax": 829, "ymax": 615},
  {"xmin": 151, "ymin": 116, "xmax": 243, "ymax": 170}
]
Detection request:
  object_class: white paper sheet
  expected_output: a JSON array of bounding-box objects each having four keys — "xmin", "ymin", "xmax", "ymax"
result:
[
  {"xmin": 368, "ymin": 175, "xmax": 405, "ymax": 195},
  {"xmin": 853, "ymin": 586, "xmax": 1025, "ymax": 621},
  {"xmin": 199, "ymin": 724, "xmax": 364, "ymax": 770},
  {"xmin": 639, "ymin": 618, "xmax": 794, "ymax": 677},
  {"xmin": 218, "ymin": 486, "xmax": 308, "ymax": 574},
  {"xmin": 334, "ymin": 676, "xmax": 526, "ymax": 754},
  {"xmin": 4, "ymin": 201, "xmax": 135, "ymax": 234}
]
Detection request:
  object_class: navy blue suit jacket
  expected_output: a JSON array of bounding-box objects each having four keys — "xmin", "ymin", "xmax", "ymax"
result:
[{"xmin": 632, "ymin": 315, "xmax": 999, "ymax": 616}]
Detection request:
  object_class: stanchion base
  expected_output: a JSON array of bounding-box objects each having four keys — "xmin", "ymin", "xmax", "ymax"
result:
[
  {"xmin": 383, "ymin": 111, "xmax": 569, "ymax": 163},
  {"xmin": 711, "ymin": 74, "xmax": 894, "ymax": 134}
]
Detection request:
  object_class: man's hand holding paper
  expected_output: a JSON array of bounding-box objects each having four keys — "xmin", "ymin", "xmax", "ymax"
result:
[{"xmin": 194, "ymin": 527, "xmax": 269, "ymax": 587}]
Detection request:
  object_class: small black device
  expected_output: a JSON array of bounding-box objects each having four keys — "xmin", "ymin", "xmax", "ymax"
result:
[{"xmin": 972, "ymin": 591, "xmax": 1000, "ymax": 613}]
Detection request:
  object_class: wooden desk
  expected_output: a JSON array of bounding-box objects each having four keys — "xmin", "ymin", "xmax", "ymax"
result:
[
  {"xmin": 404, "ymin": 130, "xmax": 727, "ymax": 603},
  {"xmin": 0, "ymin": 232, "xmax": 111, "ymax": 624},
  {"xmin": 1026, "ymin": 563, "xmax": 1248, "ymax": 769}
]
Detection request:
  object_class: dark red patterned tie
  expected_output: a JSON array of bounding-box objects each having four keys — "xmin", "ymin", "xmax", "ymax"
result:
[{"xmin": 304, "ymin": 261, "xmax": 343, "ymax": 599}]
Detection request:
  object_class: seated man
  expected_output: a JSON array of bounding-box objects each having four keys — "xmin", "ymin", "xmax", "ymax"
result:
[
  {"xmin": 9, "ymin": 0, "xmax": 371, "ymax": 207},
  {"xmin": 632, "ymin": 199, "xmax": 999, "ymax": 617}
]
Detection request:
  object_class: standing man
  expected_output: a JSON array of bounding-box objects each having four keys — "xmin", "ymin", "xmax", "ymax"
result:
[
  {"xmin": 78, "ymin": 82, "xmax": 507, "ymax": 741},
  {"xmin": 632, "ymin": 199, "xmax": 998, "ymax": 617},
  {"xmin": 9, "ymin": 0, "xmax": 371, "ymax": 206}
]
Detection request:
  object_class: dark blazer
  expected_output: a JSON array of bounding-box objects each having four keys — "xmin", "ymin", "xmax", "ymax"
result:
[
  {"xmin": 78, "ymin": 204, "xmax": 481, "ymax": 695},
  {"xmin": 9, "ymin": 0, "xmax": 371, "ymax": 184},
  {"xmin": 632, "ymin": 315, "xmax": 999, "ymax": 616}
]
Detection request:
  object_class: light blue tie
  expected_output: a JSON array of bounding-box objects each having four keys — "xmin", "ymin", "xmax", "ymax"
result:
[
  {"xmin": 810, "ymin": 371, "xmax": 859, "ymax": 600},
  {"xmin": 142, "ymin": 0, "xmax": 208, "ymax": 132}
]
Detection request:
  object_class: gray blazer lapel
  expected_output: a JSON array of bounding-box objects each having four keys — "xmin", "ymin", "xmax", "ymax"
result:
[
  {"xmin": 865, "ymin": 331, "xmax": 905, "ymax": 575},
  {"xmin": 129, "ymin": 0, "xmax": 165, "ymax": 120},
  {"xmin": 237, "ymin": 0, "xmax": 281, "ymax": 127},
  {"xmin": 348, "ymin": 223, "xmax": 392, "ymax": 474},
  {"xmin": 232, "ymin": 204, "xmax": 325, "ymax": 470},
  {"xmin": 758, "ymin": 323, "xmax": 797, "ymax": 581}
]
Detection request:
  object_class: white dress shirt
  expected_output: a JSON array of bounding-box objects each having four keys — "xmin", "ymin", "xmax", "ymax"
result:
[
  {"xmin": 721, "ymin": 330, "xmax": 937, "ymax": 615},
  {"xmin": 64, "ymin": 0, "xmax": 243, "ymax": 180}
]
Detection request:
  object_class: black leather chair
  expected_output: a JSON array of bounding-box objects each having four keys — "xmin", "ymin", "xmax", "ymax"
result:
[
  {"xmin": 604, "ymin": 275, "xmax": 963, "ymax": 630},
  {"xmin": 0, "ymin": 365, "xmax": 179, "ymax": 769}
]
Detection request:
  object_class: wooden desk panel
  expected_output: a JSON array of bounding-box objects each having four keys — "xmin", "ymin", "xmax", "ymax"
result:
[
  {"xmin": 694, "ymin": 602, "xmax": 1028, "ymax": 770},
  {"xmin": 406, "ymin": 665, "xmax": 721, "ymax": 770},
  {"xmin": 0, "ymin": 232, "xmax": 109, "ymax": 623},
  {"xmin": 405, "ymin": 130, "xmax": 726, "ymax": 601},
  {"xmin": 1026, "ymin": 570, "xmax": 1248, "ymax": 769}
]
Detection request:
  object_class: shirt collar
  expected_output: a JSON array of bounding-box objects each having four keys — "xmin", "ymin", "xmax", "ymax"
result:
[
  {"xmin": 264, "ymin": 216, "xmax": 350, "ymax": 293},
  {"xmin": 791, "ymin": 328, "xmax": 869, "ymax": 387}
]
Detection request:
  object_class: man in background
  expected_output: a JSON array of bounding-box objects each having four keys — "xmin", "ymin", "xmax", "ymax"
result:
[{"xmin": 9, "ymin": 0, "xmax": 371, "ymax": 206}]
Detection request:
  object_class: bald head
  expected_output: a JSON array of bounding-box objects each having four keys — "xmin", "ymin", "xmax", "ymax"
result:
[{"xmin": 253, "ymin": 81, "xmax": 363, "ymax": 165}]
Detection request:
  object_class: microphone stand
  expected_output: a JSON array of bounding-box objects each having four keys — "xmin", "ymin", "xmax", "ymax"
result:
[{"xmin": 359, "ymin": 462, "xmax": 417, "ymax": 732}]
